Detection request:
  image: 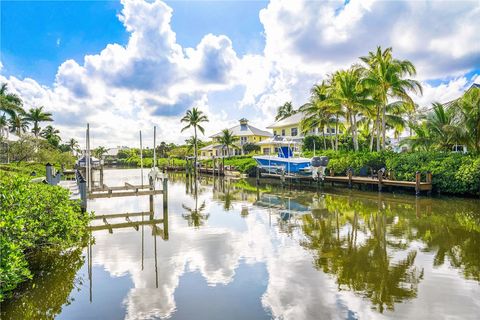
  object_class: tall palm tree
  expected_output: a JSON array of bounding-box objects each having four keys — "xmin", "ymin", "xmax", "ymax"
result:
[
  {"xmin": 24, "ymin": 106, "xmax": 53, "ymax": 138},
  {"xmin": 40, "ymin": 125, "xmax": 61, "ymax": 147},
  {"xmin": 217, "ymin": 129, "xmax": 239, "ymax": 157},
  {"xmin": 8, "ymin": 113, "xmax": 29, "ymax": 136},
  {"xmin": 275, "ymin": 101, "xmax": 296, "ymax": 121},
  {"xmin": 0, "ymin": 114, "xmax": 7, "ymax": 138},
  {"xmin": 451, "ymin": 87, "xmax": 480, "ymax": 152},
  {"xmin": 93, "ymin": 146, "xmax": 108, "ymax": 159},
  {"xmin": 67, "ymin": 138, "xmax": 79, "ymax": 154},
  {"xmin": 361, "ymin": 46, "xmax": 422, "ymax": 150},
  {"xmin": 329, "ymin": 67, "xmax": 375, "ymax": 151},
  {"xmin": 181, "ymin": 107, "xmax": 209, "ymax": 168},
  {"xmin": 300, "ymin": 81, "xmax": 340, "ymax": 150},
  {"xmin": 185, "ymin": 136, "xmax": 204, "ymax": 153},
  {"xmin": 0, "ymin": 83, "xmax": 24, "ymax": 119}
]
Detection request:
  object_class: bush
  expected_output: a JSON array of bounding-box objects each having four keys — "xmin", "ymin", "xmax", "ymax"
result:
[{"xmin": 0, "ymin": 173, "xmax": 90, "ymax": 301}]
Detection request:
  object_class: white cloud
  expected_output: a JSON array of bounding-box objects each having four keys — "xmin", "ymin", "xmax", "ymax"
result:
[{"xmin": 0, "ymin": 0, "xmax": 479, "ymax": 147}]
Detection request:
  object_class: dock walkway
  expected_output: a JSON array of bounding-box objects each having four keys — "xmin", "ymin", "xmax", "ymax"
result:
[{"xmin": 59, "ymin": 180, "xmax": 81, "ymax": 200}]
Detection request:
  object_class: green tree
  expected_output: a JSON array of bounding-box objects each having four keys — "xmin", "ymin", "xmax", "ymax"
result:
[
  {"xmin": 24, "ymin": 106, "xmax": 53, "ymax": 138},
  {"xmin": 181, "ymin": 107, "xmax": 209, "ymax": 168},
  {"xmin": 275, "ymin": 101, "xmax": 296, "ymax": 121},
  {"xmin": 329, "ymin": 67, "xmax": 375, "ymax": 151},
  {"xmin": 67, "ymin": 138, "xmax": 79, "ymax": 154},
  {"xmin": 0, "ymin": 83, "xmax": 24, "ymax": 119},
  {"xmin": 217, "ymin": 129, "xmax": 239, "ymax": 157},
  {"xmin": 8, "ymin": 113, "xmax": 29, "ymax": 136},
  {"xmin": 452, "ymin": 87, "xmax": 480, "ymax": 152},
  {"xmin": 40, "ymin": 125, "xmax": 61, "ymax": 148},
  {"xmin": 361, "ymin": 46, "xmax": 422, "ymax": 150},
  {"xmin": 93, "ymin": 146, "xmax": 108, "ymax": 159}
]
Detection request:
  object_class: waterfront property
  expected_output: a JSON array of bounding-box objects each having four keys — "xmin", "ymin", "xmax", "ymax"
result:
[
  {"xmin": 258, "ymin": 111, "xmax": 340, "ymax": 155},
  {"xmin": 199, "ymin": 118, "xmax": 272, "ymax": 158}
]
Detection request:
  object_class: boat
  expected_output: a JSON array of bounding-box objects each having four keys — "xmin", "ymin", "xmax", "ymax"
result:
[
  {"xmin": 253, "ymin": 146, "xmax": 312, "ymax": 175},
  {"xmin": 253, "ymin": 141, "xmax": 329, "ymax": 179}
]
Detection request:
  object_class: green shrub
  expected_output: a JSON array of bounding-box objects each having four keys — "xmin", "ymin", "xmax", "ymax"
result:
[{"xmin": 0, "ymin": 173, "xmax": 90, "ymax": 301}]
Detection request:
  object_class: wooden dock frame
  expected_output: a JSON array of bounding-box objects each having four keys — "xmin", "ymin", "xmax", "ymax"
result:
[{"xmin": 259, "ymin": 169, "xmax": 433, "ymax": 196}]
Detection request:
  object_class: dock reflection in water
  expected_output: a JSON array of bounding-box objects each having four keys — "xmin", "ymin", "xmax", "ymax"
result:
[{"xmin": 1, "ymin": 169, "xmax": 479, "ymax": 320}]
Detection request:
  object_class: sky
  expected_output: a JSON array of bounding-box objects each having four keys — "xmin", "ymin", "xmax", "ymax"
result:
[{"xmin": 1, "ymin": 0, "xmax": 479, "ymax": 148}]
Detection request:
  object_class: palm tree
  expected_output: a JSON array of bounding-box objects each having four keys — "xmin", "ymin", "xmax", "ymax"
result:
[
  {"xmin": 0, "ymin": 83, "xmax": 24, "ymax": 119},
  {"xmin": 451, "ymin": 87, "xmax": 480, "ymax": 152},
  {"xmin": 185, "ymin": 136, "xmax": 204, "ymax": 153},
  {"xmin": 0, "ymin": 114, "xmax": 7, "ymax": 138},
  {"xmin": 217, "ymin": 129, "xmax": 239, "ymax": 157},
  {"xmin": 93, "ymin": 146, "xmax": 108, "ymax": 159},
  {"xmin": 24, "ymin": 106, "xmax": 53, "ymax": 138},
  {"xmin": 361, "ymin": 47, "xmax": 422, "ymax": 150},
  {"xmin": 8, "ymin": 113, "xmax": 29, "ymax": 136},
  {"xmin": 181, "ymin": 107, "xmax": 209, "ymax": 169},
  {"xmin": 40, "ymin": 125, "xmax": 61, "ymax": 147},
  {"xmin": 275, "ymin": 101, "xmax": 296, "ymax": 121},
  {"xmin": 329, "ymin": 67, "xmax": 375, "ymax": 151},
  {"xmin": 300, "ymin": 82, "xmax": 339, "ymax": 150},
  {"xmin": 67, "ymin": 138, "xmax": 79, "ymax": 154}
]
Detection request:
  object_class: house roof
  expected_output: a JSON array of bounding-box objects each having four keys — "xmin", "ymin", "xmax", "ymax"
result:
[
  {"xmin": 199, "ymin": 144, "xmax": 223, "ymax": 151},
  {"xmin": 442, "ymin": 83, "xmax": 480, "ymax": 107},
  {"xmin": 267, "ymin": 112, "xmax": 305, "ymax": 129},
  {"xmin": 210, "ymin": 121, "xmax": 272, "ymax": 138}
]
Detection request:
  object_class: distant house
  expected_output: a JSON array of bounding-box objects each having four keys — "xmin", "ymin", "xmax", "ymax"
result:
[
  {"xmin": 199, "ymin": 118, "xmax": 272, "ymax": 158},
  {"xmin": 104, "ymin": 146, "xmax": 129, "ymax": 164},
  {"xmin": 258, "ymin": 112, "xmax": 340, "ymax": 155}
]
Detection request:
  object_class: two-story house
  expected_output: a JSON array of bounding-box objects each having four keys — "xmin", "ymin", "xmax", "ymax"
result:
[
  {"xmin": 199, "ymin": 118, "xmax": 272, "ymax": 158},
  {"xmin": 258, "ymin": 111, "xmax": 340, "ymax": 155}
]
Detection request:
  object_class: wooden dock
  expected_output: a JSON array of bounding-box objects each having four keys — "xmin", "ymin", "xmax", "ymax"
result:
[
  {"xmin": 88, "ymin": 182, "xmax": 166, "ymax": 199},
  {"xmin": 260, "ymin": 170, "xmax": 432, "ymax": 195}
]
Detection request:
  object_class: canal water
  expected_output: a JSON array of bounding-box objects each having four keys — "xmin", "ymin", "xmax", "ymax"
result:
[{"xmin": 2, "ymin": 169, "xmax": 480, "ymax": 319}]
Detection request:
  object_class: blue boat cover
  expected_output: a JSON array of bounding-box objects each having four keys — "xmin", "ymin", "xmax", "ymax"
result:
[{"xmin": 278, "ymin": 146, "xmax": 293, "ymax": 158}]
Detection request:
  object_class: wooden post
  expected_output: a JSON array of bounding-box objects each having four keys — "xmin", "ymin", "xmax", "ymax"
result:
[
  {"xmin": 100, "ymin": 165, "xmax": 104, "ymax": 187},
  {"xmin": 426, "ymin": 171, "xmax": 432, "ymax": 196},
  {"xmin": 162, "ymin": 177, "xmax": 168, "ymax": 211},
  {"xmin": 46, "ymin": 163, "xmax": 53, "ymax": 184},
  {"xmin": 415, "ymin": 171, "xmax": 421, "ymax": 196},
  {"xmin": 378, "ymin": 170, "xmax": 383, "ymax": 192},
  {"xmin": 347, "ymin": 169, "xmax": 353, "ymax": 189},
  {"xmin": 162, "ymin": 177, "xmax": 168, "ymax": 239},
  {"xmin": 256, "ymin": 167, "xmax": 260, "ymax": 186},
  {"xmin": 78, "ymin": 172, "xmax": 87, "ymax": 212},
  {"xmin": 330, "ymin": 169, "xmax": 334, "ymax": 186}
]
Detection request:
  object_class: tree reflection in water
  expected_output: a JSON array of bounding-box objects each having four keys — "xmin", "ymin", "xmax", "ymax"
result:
[
  {"xmin": 182, "ymin": 176, "xmax": 209, "ymax": 227},
  {"xmin": 0, "ymin": 248, "xmax": 84, "ymax": 320},
  {"xmin": 299, "ymin": 193, "xmax": 479, "ymax": 312}
]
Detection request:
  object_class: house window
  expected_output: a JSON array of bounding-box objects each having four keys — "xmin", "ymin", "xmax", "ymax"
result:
[
  {"xmin": 263, "ymin": 148, "xmax": 270, "ymax": 155},
  {"xmin": 281, "ymin": 129, "xmax": 285, "ymax": 136},
  {"xmin": 240, "ymin": 136, "xmax": 247, "ymax": 144},
  {"xmin": 291, "ymin": 128, "xmax": 298, "ymax": 136},
  {"xmin": 273, "ymin": 130, "xmax": 277, "ymax": 136}
]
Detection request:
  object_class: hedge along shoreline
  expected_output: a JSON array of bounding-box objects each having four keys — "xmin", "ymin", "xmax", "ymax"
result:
[
  {"xmin": 302, "ymin": 151, "xmax": 480, "ymax": 196},
  {"xmin": 0, "ymin": 168, "xmax": 91, "ymax": 301},
  {"xmin": 198, "ymin": 152, "xmax": 480, "ymax": 196}
]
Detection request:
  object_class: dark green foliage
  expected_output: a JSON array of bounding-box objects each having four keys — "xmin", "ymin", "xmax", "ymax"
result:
[
  {"xmin": 0, "ymin": 248, "xmax": 84, "ymax": 319},
  {"xmin": 0, "ymin": 172, "xmax": 90, "ymax": 301},
  {"xmin": 242, "ymin": 142, "xmax": 260, "ymax": 154},
  {"xmin": 301, "ymin": 150, "xmax": 480, "ymax": 195}
]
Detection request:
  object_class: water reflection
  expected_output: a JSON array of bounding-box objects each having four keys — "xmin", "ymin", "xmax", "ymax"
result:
[
  {"xmin": 1, "ymin": 249, "xmax": 85, "ymax": 320},
  {"xmin": 2, "ymin": 170, "xmax": 479, "ymax": 320}
]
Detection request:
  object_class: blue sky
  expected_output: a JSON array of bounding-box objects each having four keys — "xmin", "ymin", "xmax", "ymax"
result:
[
  {"xmin": 0, "ymin": 0, "xmax": 479, "ymax": 146},
  {"xmin": 1, "ymin": 0, "xmax": 267, "ymax": 85}
]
